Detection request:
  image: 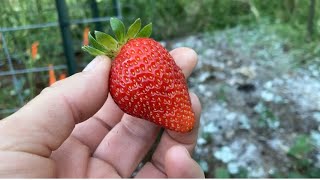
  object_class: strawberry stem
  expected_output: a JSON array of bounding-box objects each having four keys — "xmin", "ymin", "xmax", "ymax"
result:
[{"xmin": 82, "ymin": 18, "xmax": 152, "ymax": 59}]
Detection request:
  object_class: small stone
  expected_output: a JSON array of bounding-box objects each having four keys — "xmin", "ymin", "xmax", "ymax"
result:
[
  {"xmin": 227, "ymin": 162, "xmax": 239, "ymax": 174},
  {"xmin": 248, "ymin": 167, "xmax": 266, "ymax": 178},
  {"xmin": 203, "ymin": 49, "xmax": 216, "ymax": 57},
  {"xmin": 214, "ymin": 146, "xmax": 237, "ymax": 163},
  {"xmin": 261, "ymin": 90, "xmax": 274, "ymax": 102},
  {"xmin": 225, "ymin": 130, "xmax": 235, "ymax": 139},
  {"xmin": 254, "ymin": 102, "xmax": 265, "ymax": 113},
  {"xmin": 197, "ymin": 137, "xmax": 207, "ymax": 146},
  {"xmin": 239, "ymin": 115, "xmax": 251, "ymax": 129},
  {"xmin": 203, "ymin": 122, "xmax": 218, "ymax": 133},
  {"xmin": 267, "ymin": 119, "xmax": 280, "ymax": 129},
  {"xmin": 264, "ymin": 81, "xmax": 273, "ymax": 89},
  {"xmin": 315, "ymin": 154, "xmax": 320, "ymax": 168},
  {"xmin": 313, "ymin": 112, "xmax": 320, "ymax": 122},
  {"xmin": 198, "ymin": 84, "xmax": 207, "ymax": 94},
  {"xmin": 311, "ymin": 130, "xmax": 320, "ymax": 148},
  {"xmin": 199, "ymin": 160, "xmax": 209, "ymax": 172},
  {"xmin": 226, "ymin": 112, "xmax": 237, "ymax": 121},
  {"xmin": 9, "ymin": 90, "xmax": 16, "ymax": 96},
  {"xmin": 204, "ymin": 91, "xmax": 213, "ymax": 97},
  {"xmin": 235, "ymin": 66, "xmax": 257, "ymax": 79},
  {"xmin": 198, "ymin": 72, "xmax": 211, "ymax": 82}
]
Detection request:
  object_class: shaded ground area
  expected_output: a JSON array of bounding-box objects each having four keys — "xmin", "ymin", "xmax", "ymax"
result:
[{"xmin": 166, "ymin": 24, "xmax": 320, "ymax": 178}]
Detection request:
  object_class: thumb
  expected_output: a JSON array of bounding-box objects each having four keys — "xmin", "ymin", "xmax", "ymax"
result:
[
  {"xmin": 165, "ymin": 145, "xmax": 205, "ymax": 178},
  {"xmin": 0, "ymin": 55, "xmax": 111, "ymax": 157}
]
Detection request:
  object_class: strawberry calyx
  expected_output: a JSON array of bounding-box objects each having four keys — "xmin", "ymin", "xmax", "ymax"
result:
[{"xmin": 82, "ymin": 18, "xmax": 152, "ymax": 59}]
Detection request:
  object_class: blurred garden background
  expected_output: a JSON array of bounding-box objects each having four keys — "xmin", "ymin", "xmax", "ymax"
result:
[{"xmin": 1, "ymin": 0, "xmax": 320, "ymax": 178}]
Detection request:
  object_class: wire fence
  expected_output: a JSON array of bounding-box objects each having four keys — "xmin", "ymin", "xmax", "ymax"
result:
[{"xmin": 0, "ymin": 0, "xmax": 122, "ymax": 118}]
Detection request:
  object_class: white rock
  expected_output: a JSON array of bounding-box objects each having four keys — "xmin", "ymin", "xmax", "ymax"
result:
[
  {"xmin": 214, "ymin": 146, "xmax": 237, "ymax": 163},
  {"xmin": 311, "ymin": 130, "xmax": 320, "ymax": 148},
  {"xmin": 227, "ymin": 162, "xmax": 240, "ymax": 174},
  {"xmin": 226, "ymin": 112, "xmax": 237, "ymax": 121},
  {"xmin": 254, "ymin": 102, "xmax": 265, "ymax": 113},
  {"xmin": 203, "ymin": 122, "xmax": 218, "ymax": 133},
  {"xmin": 248, "ymin": 167, "xmax": 266, "ymax": 178},
  {"xmin": 198, "ymin": 72, "xmax": 211, "ymax": 82},
  {"xmin": 10, "ymin": 90, "xmax": 16, "ymax": 96},
  {"xmin": 239, "ymin": 114, "xmax": 251, "ymax": 129},
  {"xmin": 316, "ymin": 154, "xmax": 320, "ymax": 168},
  {"xmin": 313, "ymin": 112, "xmax": 320, "ymax": 122},
  {"xmin": 261, "ymin": 90, "xmax": 274, "ymax": 102},
  {"xmin": 267, "ymin": 119, "xmax": 280, "ymax": 129},
  {"xmin": 198, "ymin": 84, "xmax": 207, "ymax": 94},
  {"xmin": 197, "ymin": 137, "xmax": 207, "ymax": 146},
  {"xmin": 264, "ymin": 81, "xmax": 273, "ymax": 89},
  {"xmin": 204, "ymin": 91, "xmax": 213, "ymax": 97},
  {"xmin": 199, "ymin": 160, "xmax": 209, "ymax": 172}
]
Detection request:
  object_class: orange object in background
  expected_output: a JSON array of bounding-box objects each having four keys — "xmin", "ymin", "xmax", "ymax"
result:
[
  {"xmin": 31, "ymin": 41, "xmax": 39, "ymax": 60},
  {"xmin": 48, "ymin": 64, "xmax": 56, "ymax": 86},
  {"xmin": 82, "ymin": 27, "xmax": 90, "ymax": 46},
  {"xmin": 59, "ymin": 73, "xmax": 67, "ymax": 80}
]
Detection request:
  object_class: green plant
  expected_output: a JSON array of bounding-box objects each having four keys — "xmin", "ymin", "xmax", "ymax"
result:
[
  {"xmin": 217, "ymin": 85, "xmax": 227, "ymax": 102},
  {"xmin": 288, "ymin": 135, "xmax": 313, "ymax": 159},
  {"xmin": 276, "ymin": 134, "xmax": 320, "ymax": 178},
  {"xmin": 255, "ymin": 102, "xmax": 279, "ymax": 129},
  {"xmin": 215, "ymin": 167, "xmax": 230, "ymax": 178}
]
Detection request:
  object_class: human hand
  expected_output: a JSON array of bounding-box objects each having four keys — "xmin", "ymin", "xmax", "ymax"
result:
[{"xmin": 0, "ymin": 47, "xmax": 204, "ymax": 178}]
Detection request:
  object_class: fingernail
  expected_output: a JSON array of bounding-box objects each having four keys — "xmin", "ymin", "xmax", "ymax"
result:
[{"xmin": 83, "ymin": 56, "xmax": 102, "ymax": 72}]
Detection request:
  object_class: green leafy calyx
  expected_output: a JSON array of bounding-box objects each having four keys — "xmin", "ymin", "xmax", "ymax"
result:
[{"xmin": 82, "ymin": 18, "xmax": 152, "ymax": 59}]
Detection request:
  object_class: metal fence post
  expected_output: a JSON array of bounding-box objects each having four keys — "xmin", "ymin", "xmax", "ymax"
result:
[
  {"xmin": 1, "ymin": 33, "xmax": 24, "ymax": 106},
  {"xmin": 89, "ymin": 0, "xmax": 102, "ymax": 31},
  {"xmin": 112, "ymin": 0, "xmax": 121, "ymax": 17},
  {"xmin": 55, "ymin": 0, "xmax": 77, "ymax": 75}
]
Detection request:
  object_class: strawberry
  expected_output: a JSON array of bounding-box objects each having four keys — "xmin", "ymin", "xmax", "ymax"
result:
[{"xmin": 82, "ymin": 18, "xmax": 195, "ymax": 133}]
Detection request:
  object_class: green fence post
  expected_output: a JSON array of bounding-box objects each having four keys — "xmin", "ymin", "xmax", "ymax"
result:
[
  {"xmin": 89, "ymin": 0, "xmax": 102, "ymax": 31},
  {"xmin": 55, "ymin": 0, "xmax": 77, "ymax": 75},
  {"xmin": 112, "ymin": 0, "xmax": 120, "ymax": 17}
]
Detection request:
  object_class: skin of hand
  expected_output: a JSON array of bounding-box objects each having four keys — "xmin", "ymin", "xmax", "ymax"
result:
[{"xmin": 0, "ymin": 47, "xmax": 204, "ymax": 178}]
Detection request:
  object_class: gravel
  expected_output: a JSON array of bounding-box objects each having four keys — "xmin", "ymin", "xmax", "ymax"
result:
[{"xmin": 167, "ymin": 24, "xmax": 320, "ymax": 177}]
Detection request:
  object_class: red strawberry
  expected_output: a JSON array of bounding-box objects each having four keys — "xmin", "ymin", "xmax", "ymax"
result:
[{"xmin": 82, "ymin": 18, "xmax": 195, "ymax": 133}]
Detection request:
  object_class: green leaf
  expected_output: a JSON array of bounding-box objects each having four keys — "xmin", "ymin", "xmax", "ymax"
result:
[
  {"xmin": 110, "ymin": 17, "xmax": 125, "ymax": 42},
  {"xmin": 88, "ymin": 32, "xmax": 107, "ymax": 52},
  {"xmin": 95, "ymin": 31, "xmax": 118, "ymax": 50},
  {"xmin": 82, "ymin": 46, "xmax": 105, "ymax": 56},
  {"xmin": 136, "ymin": 23, "xmax": 152, "ymax": 38},
  {"xmin": 288, "ymin": 135, "xmax": 313, "ymax": 158},
  {"xmin": 236, "ymin": 168, "xmax": 248, "ymax": 178},
  {"xmin": 308, "ymin": 167, "xmax": 320, "ymax": 178},
  {"xmin": 214, "ymin": 167, "xmax": 230, "ymax": 178},
  {"xmin": 126, "ymin": 18, "xmax": 141, "ymax": 39},
  {"xmin": 288, "ymin": 171, "xmax": 306, "ymax": 178}
]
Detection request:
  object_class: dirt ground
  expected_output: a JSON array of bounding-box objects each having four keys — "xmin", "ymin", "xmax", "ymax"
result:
[{"xmin": 165, "ymin": 25, "xmax": 320, "ymax": 178}]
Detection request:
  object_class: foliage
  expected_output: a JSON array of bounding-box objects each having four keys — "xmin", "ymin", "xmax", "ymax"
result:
[
  {"xmin": 288, "ymin": 135, "xmax": 313, "ymax": 159},
  {"xmin": 1, "ymin": 0, "xmax": 319, "ymax": 65},
  {"xmin": 214, "ymin": 167, "xmax": 230, "ymax": 178},
  {"xmin": 269, "ymin": 134, "xmax": 320, "ymax": 178}
]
